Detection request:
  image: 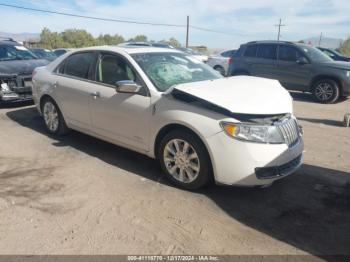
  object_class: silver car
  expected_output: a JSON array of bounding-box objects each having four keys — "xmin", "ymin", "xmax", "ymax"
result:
[{"xmin": 32, "ymin": 46, "xmax": 303, "ymax": 190}]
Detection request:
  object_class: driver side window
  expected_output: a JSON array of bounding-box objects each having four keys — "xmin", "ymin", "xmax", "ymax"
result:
[
  {"xmin": 96, "ymin": 54, "xmax": 137, "ymax": 86},
  {"xmin": 278, "ymin": 45, "xmax": 305, "ymax": 62}
]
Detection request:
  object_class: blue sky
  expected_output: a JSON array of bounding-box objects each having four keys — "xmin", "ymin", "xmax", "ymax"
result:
[{"xmin": 1, "ymin": 0, "xmax": 350, "ymax": 48}]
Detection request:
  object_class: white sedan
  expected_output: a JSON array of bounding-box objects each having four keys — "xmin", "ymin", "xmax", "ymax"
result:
[{"xmin": 32, "ymin": 46, "xmax": 304, "ymax": 190}]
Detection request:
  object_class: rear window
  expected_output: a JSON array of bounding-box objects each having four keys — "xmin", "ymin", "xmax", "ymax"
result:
[
  {"xmin": 243, "ymin": 45, "xmax": 257, "ymax": 57},
  {"xmin": 221, "ymin": 50, "xmax": 234, "ymax": 57},
  {"xmin": 62, "ymin": 52, "xmax": 96, "ymax": 79},
  {"xmin": 257, "ymin": 44, "xmax": 277, "ymax": 60}
]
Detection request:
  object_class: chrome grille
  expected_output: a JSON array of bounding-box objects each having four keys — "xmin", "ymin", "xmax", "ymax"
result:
[{"xmin": 276, "ymin": 118, "xmax": 300, "ymax": 147}]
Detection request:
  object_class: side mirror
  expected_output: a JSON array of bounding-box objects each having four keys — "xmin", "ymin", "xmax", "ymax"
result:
[
  {"xmin": 296, "ymin": 57, "xmax": 308, "ymax": 65},
  {"xmin": 115, "ymin": 80, "xmax": 141, "ymax": 93}
]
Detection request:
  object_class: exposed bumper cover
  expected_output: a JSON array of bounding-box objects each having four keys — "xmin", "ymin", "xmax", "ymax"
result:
[{"xmin": 206, "ymin": 131, "xmax": 304, "ymax": 186}]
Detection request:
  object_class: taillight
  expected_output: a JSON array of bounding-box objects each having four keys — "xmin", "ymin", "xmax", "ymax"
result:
[{"xmin": 228, "ymin": 57, "xmax": 234, "ymax": 64}]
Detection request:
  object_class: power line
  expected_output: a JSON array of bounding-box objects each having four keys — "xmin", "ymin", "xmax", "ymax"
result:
[
  {"xmin": 190, "ymin": 25, "xmax": 240, "ymax": 36},
  {"xmin": 0, "ymin": 2, "xmax": 242, "ymax": 37},
  {"xmin": 0, "ymin": 3, "xmax": 185, "ymax": 27}
]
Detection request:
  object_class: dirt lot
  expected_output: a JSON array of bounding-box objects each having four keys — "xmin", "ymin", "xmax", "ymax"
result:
[{"xmin": 0, "ymin": 92, "xmax": 349, "ymax": 256}]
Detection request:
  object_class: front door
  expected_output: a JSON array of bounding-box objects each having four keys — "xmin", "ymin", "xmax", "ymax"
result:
[
  {"xmin": 276, "ymin": 45, "xmax": 311, "ymax": 91},
  {"xmin": 88, "ymin": 53, "xmax": 152, "ymax": 151}
]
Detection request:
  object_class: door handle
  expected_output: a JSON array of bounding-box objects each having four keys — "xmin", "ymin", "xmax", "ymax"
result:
[{"xmin": 90, "ymin": 91, "xmax": 101, "ymax": 98}]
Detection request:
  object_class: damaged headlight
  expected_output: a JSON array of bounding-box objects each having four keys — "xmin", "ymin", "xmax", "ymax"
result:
[
  {"xmin": 1, "ymin": 82, "xmax": 11, "ymax": 92},
  {"xmin": 220, "ymin": 122, "xmax": 285, "ymax": 144}
]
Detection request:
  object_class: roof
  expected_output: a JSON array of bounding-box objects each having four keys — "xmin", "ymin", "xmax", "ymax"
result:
[
  {"xmin": 244, "ymin": 40, "xmax": 312, "ymax": 47},
  {"xmin": 0, "ymin": 39, "xmax": 20, "ymax": 46},
  {"xmin": 70, "ymin": 45, "xmax": 181, "ymax": 55}
]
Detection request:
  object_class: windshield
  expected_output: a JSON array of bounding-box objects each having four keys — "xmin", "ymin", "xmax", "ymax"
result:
[
  {"xmin": 330, "ymin": 49, "xmax": 345, "ymax": 56},
  {"xmin": 131, "ymin": 52, "xmax": 222, "ymax": 91},
  {"xmin": 0, "ymin": 45, "xmax": 37, "ymax": 61},
  {"xmin": 178, "ymin": 48, "xmax": 202, "ymax": 55},
  {"xmin": 31, "ymin": 49, "xmax": 56, "ymax": 58},
  {"xmin": 301, "ymin": 45, "xmax": 333, "ymax": 63}
]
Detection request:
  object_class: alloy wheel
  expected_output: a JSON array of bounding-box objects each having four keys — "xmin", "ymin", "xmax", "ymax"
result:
[
  {"xmin": 43, "ymin": 101, "xmax": 59, "ymax": 132},
  {"xmin": 163, "ymin": 139, "xmax": 200, "ymax": 183},
  {"xmin": 315, "ymin": 82, "xmax": 334, "ymax": 101}
]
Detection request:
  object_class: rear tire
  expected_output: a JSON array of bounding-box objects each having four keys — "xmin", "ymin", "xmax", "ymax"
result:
[
  {"xmin": 232, "ymin": 70, "xmax": 250, "ymax": 76},
  {"xmin": 41, "ymin": 97, "xmax": 69, "ymax": 135},
  {"xmin": 158, "ymin": 129, "xmax": 212, "ymax": 190},
  {"xmin": 312, "ymin": 79, "xmax": 340, "ymax": 104},
  {"xmin": 213, "ymin": 65, "xmax": 225, "ymax": 76}
]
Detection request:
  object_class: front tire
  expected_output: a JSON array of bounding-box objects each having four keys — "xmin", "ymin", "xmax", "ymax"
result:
[
  {"xmin": 312, "ymin": 79, "xmax": 340, "ymax": 104},
  {"xmin": 158, "ymin": 130, "xmax": 212, "ymax": 190},
  {"xmin": 41, "ymin": 98, "xmax": 69, "ymax": 135}
]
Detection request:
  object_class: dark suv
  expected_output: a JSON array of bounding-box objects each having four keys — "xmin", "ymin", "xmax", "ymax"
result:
[
  {"xmin": 229, "ymin": 41, "xmax": 350, "ymax": 103},
  {"xmin": 0, "ymin": 39, "xmax": 48, "ymax": 103}
]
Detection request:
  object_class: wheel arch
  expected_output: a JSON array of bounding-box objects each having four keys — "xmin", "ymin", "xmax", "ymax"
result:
[
  {"xmin": 213, "ymin": 65, "xmax": 224, "ymax": 70},
  {"xmin": 310, "ymin": 75, "xmax": 343, "ymax": 95},
  {"xmin": 39, "ymin": 94, "xmax": 57, "ymax": 113},
  {"xmin": 153, "ymin": 123, "xmax": 216, "ymax": 180},
  {"xmin": 39, "ymin": 94, "xmax": 69, "ymax": 124}
]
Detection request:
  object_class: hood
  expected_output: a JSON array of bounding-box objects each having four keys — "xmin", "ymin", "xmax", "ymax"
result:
[
  {"xmin": 319, "ymin": 61, "xmax": 350, "ymax": 70},
  {"xmin": 171, "ymin": 76, "xmax": 293, "ymax": 115},
  {"xmin": 0, "ymin": 59, "xmax": 49, "ymax": 76}
]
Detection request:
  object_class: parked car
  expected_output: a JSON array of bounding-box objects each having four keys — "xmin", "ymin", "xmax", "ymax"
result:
[
  {"xmin": 177, "ymin": 47, "xmax": 208, "ymax": 63},
  {"xmin": 229, "ymin": 41, "xmax": 350, "ymax": 103},
  {"xmin": 53, "ymin": 48, "xmax": 72, "ymax": 57},
  {"xmin": 30, "ymin": 48, "xmax": 57, "ymax": 61},
  {"xmin": 32, "ymin": 46, "xmax": 303, "ymax": 190},
  {"xmin": 0, "ymin": 39, "xmax": 49, "ymax": 103},
  {"xmin": 118, "ymin": 42, "xmax": 174, "ymax": 49},
  {"xmin": 317, "ymin": 47, "xmax": 350, "ymax": 62},
  {"xmin": 206, "ymin": 50, "xmax": 236, "ymax": 76}
]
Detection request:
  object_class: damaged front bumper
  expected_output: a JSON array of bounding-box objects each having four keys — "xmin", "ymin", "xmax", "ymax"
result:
[{"xmin": 0, "ymin": 74, "xmax": 33, "ymax": 102}]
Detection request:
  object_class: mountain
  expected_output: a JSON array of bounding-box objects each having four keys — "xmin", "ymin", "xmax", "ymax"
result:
[
  {"xmin": 0, "ymin": 31, "xmax": 40, "ymax": 42},
  {"xmin": 302, "ymin": 36, "xmax": 343, "ymax": 49}
]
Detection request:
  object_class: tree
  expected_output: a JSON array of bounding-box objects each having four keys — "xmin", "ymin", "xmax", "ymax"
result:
[
  {"xmin": 96, "ymin": 34, "xmax": 124, "ymax": 45},
  {"xmin": 129, "ymin": 35, "xmax": 148, "ymax": 42},
  {"xmin": 339, "ymin": 38, "xmax": 350, "ymax": 55},
  {"xmin": 60, "ymin": 29, "xmax": 96, "ymax": 48},
  {"xmin": 37, "ymin": 28, "xmax": 182, "ymax": 50},
  {"xmin": 166, "ymin": 37, "xmax": 181, "ymax": 48},
  {"xmin": 39, "ymin": 27, "xmax": 68, "ymax": 49}
]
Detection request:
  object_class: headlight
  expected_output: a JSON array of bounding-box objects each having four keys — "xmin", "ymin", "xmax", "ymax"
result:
[{"xmin": 220, "ymin": 122, "xmax": 285, "ymax": 144}]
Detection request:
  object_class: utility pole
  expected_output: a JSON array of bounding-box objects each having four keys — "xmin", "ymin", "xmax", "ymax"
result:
[
  {"xmin": 186, "ymin": 15, "xmax": 189, "ymax": 48},
  {"xmin": 274, "ymin": 18, "xmax": 285, "ymax": 41},
  {"xmin": 318, "ymin": 32, "xmax": 323, "ymax": 47}
]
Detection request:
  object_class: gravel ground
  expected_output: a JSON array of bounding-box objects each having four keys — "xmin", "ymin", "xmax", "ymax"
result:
[{"xmin": 0, "ymin": 92, "xmax": 349, "ymax": 256}]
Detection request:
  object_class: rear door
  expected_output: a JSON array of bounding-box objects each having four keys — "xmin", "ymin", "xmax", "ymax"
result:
[
  {"xmin": 54, "ymin": 51, "xmax": 98, "ymax": 130},
  {"xmin": 276, "ymin": 45, "xmax": 311, "ymax": 90},
  {"xmin": 238, "ymin": 44, "xmax": 258, "ymax": 74},
  {"xmin": 251, "ymin": 44, "xmax": 279, "ymax": 79}
]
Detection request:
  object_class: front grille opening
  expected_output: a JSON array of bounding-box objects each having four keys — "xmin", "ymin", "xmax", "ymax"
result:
[
  {"xmin": 276, "ymin": 118, "xmax": 300, "ymax": 147},
  {"xmin": 255, "ymin": 154, "xmax": 302, "ymax": 179}
]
